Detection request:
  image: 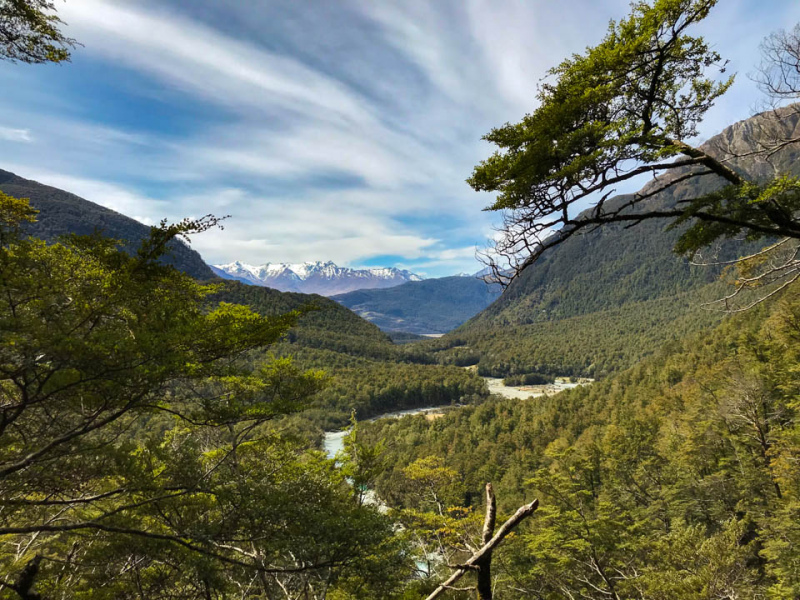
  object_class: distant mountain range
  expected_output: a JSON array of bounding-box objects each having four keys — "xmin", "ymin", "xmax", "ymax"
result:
[
  {"xmin": 0, "ymin": 169, "xmax": 214, "ymax": 280},
  {"xmin": 0, "ymin": 168, "xmax": 501, "ymax": 331},
  {"xmin": 334, "ymin": 275, "xmax": 502, "ymax": 334},
  {"xmin": 210, "ymin": 260, "xmax": 423, "ymax": 296}
]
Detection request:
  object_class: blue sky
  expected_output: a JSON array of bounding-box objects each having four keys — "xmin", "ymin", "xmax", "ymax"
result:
[{"xmin": 1, "ymin": 0, "xmax": 799, "ymax": 277}]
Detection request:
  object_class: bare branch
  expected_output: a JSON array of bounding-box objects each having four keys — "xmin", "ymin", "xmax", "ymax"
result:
[{"xmin": 425, "ymin": 495, "xmax": 539, "ymax": 600}]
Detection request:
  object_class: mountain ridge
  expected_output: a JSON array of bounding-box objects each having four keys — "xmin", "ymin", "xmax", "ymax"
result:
[
  {"xmin": 0, "ymin": 169, "xmax": 215, "ymax": 280},
  {"xmin": 212, "ymin": 259, "xmax": 423, "ymax": 295},
  {"xmin": 334, "ymin": 275, "xmax": 502, "ymax": 334}
]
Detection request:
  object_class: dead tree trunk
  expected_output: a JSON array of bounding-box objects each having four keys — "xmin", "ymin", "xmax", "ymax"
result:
[
  {"xmin": 425, "ymin": 484, "xmax": 539, "ymax": 600},
  {"xmin": 475, "ymin": 483, "xmax": 497, "ymax": 600}
]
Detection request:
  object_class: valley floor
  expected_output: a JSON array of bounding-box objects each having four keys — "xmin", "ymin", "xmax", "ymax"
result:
[{"xmin": 482, "ymin": 376, "xmax": 592, "ymax": 399}]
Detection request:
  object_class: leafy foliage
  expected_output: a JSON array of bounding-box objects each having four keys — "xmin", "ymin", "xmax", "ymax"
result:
[
  {"xmin": 502, "ymin": 373, "xmax": 554, "ymax": 386},
  {"xmin": 467, "ymin": 0, "xmax": 751, "ymax": 282},
  {"xmin": 214, "ymin": 281, "xmax": 489, "ymax": 429},
  {"xmin": 0, "ymin": 193, "xmax": 409, "ymax": 599},
  {"xmin": 0, "ymin": 0, "xmax": 76, "ymax": 63},
  {"xmin": 673, "ymin": 175, "xmax": 800, "ymax": 254},
  {"xmin": 435, "ymin": 107, "xmax": 800, "ymax": 379},
  {"xmin": 362, "ymin": 284, "xmax": 800, "ymax": 598},
  {"xmin": 470, "ymin": 0, "xmax": 730, "ymax": 212},
  {"xmin": 428, "ymin": 279, "xmax": 728, "ymax": 380}
]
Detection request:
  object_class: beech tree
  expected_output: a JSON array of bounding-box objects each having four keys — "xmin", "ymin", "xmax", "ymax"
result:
[
  {"xmin": 0, "ymin": 193, "xmax": 407, "ymax": 599},
  {"xmin": 469, "ymin": 0, "xmax": 800, "ymax": 305},
  {"xmin": 0, "ymin": 0, "xmax": 76, "ymax": 63}
]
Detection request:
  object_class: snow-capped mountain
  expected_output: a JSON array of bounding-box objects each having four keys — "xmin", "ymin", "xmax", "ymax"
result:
[{"xmin": 210, "ymin": 260, "xmax": 423, "ymax": 296}]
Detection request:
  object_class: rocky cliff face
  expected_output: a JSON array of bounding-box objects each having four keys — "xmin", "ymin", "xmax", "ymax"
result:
[
  {"xmin": 633, "ymin": 105, "xmax": 800, "ymax": 203},
  {"xmin": 707, "ymin": 105, "xmax": 800, "ymax": 180}
]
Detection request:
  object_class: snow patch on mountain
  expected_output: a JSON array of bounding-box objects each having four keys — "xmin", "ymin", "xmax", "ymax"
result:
[{"xmin": 211, "ymin": 260, "xmax": 423, "ymax": 296}]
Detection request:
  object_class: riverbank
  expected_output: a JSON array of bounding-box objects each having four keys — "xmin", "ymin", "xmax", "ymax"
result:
[
  {"xmin": 483, "ymin": 376, "xmax": 593, "ymax": 400},
  {"xmin": 324, "ymin": 376, "xmax": 595, "ymax": 455},
  {"xmin": 323, "ymin": 404, "xmax": 458, "ymax": 459}
]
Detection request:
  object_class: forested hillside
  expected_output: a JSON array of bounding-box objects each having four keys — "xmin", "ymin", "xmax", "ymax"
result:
[
  {"xmin": 3, "ymin": 1, "xmax": 800, "ymax": 598},
  {"xmin": 0, "ymin": 169, "xmax": 214, "ymax": 279},
  {"xmin": 0, "ymin": 192, "xmax": 422, "ymax": 599},
  {"xmin": 430, "ymin": 108, "xmax": 800, "ymax": 378},
  {"xmin": 0, "ymin": 169, "xmax": 485, "ymax": 427},
  {"xmin": 212, "ymin": 281, "xmax": 487, "ymax": 427},
  {"xmin": 362, "ymin": 282, "xmax": 800, "ymax": 598},
  {"xmin": 334, "ymin": 275, "xmax": 502, "ymax": 334}
]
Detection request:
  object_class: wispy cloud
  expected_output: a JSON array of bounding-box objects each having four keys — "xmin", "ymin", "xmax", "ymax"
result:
[
  {"xmin": 0, "ymin": 0, "xmax": 797, "ymax": 276},
  {"xmin": 177, "ymin": 188, "xmax": 440, "ymax": 266},
  {"xmin": 3, "ymin": 165, "xmax": 164, "ymax": 226},
  {"xmin": 59, "ymin": 0, "xmax": 374, "ymax": 127},
  {"xmin": 0, "ymin": 127, "xmax": 32, "ymax": 143}
]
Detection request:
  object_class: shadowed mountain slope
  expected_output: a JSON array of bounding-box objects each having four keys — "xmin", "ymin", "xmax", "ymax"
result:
[
  {"xmin": 428, "ymin": 108, "xmax": 800, "ymax": 378},
  {"xmin": 0, "ymin": 169, "xmax": 215, "ymax": 280},
  {"xmin": 334, "ymin": 275, "xmax": 502, "ymax": 334}
]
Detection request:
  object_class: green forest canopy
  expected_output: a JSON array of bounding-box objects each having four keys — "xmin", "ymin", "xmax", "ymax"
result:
[{"xmin": 0, "ymin": 192, "xmax": 412, "ymax": 598}]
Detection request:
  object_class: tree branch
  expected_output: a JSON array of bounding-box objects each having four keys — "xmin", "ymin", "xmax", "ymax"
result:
[{"xmin": 425, "ymin": 496, "xmax": 539, "ymax": 600}]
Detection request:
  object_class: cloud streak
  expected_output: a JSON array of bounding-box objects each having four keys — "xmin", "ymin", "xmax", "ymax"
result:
[
  {"xmin": 0, "ymin": 127, "xmax": 32, "ymax": 143},
  {"xmin": 0, "ymin": 0, "xmax": 798, "ymax": 276}
]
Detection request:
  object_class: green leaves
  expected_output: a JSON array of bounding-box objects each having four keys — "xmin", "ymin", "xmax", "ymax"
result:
[
  {"xmin": 470, "ymin": 0, "xmax": 730, "ymax": 212},
  {"xmin": 673, "ymin": 176, "xmax": 800, "ymax": 256},
  {"xmin": 0, "ymin": 195, "xmax": 409, "ymax": 598},
  {"xmin": 0, "ymin": 0, "xmax": 78, "ymax": 64},
  {"xmin": 362, "ymin": 281, "xmax": 800, "ymax": 598},
  {"xmin": 464, "ymin": 0, "xmax": 800, "ymax": 292}
]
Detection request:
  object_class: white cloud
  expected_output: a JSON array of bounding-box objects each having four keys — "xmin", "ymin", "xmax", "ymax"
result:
[
  {"xmin": 3, "ymin": 0, "xmax": 796, "ymax": 278},
  {"xmin": 349, "ymin": 2, "xmax": 476, "ymax": 105},
  {"xmin": 0, "ymin": 127, "xmax": 32, "ymax": 142},
  {"xmin": 175, "ymin": 188, "xmax": 440, "ymax": 266},
  {"xmin": 429, "ymin": 246, "xmax": 478, "ymax": 261},
  {"xmin": 59, "ymin": 0, "xmax": 376, "ymax": 127},
  {"xmin": 55, "ymin": 0, "xmax": 483, "ymax": 209},
  {"xmin": 2, "ymin": 165, "xmax": 165, "ymax": 226},
  {"xmin": 463, "ymin": 0, "xmax": 631, "ymax": 117},
  {"xmin": 183, "ymin": 121, "xmax": 441, "ymax": 190},
  {"xmin": 0, "ymin": 162, "xmax": 442, "ymax": 266}
]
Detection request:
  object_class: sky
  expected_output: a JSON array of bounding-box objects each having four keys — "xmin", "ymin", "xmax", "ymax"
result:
[{"xmin": 1, "ymin": 0, "xmax": 799, "ymax": 277}]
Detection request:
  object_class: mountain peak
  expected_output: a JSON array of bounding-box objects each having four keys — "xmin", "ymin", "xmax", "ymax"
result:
[{"xmin": 211, "ymin": 260, "xmax": 423, "ymax": 296}]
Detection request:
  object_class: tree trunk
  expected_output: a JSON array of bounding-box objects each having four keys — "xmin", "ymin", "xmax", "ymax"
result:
[
  {"xmin": 475, "ymin": 483, "xmax": 497, "ymax": 600},
  {"xmin": 5, "ymin": 555, "xmax": 44, "ymax": 600},
  {"xmin": 425, "ymin": 485, "xmax": 538, "ymax": 600}
]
